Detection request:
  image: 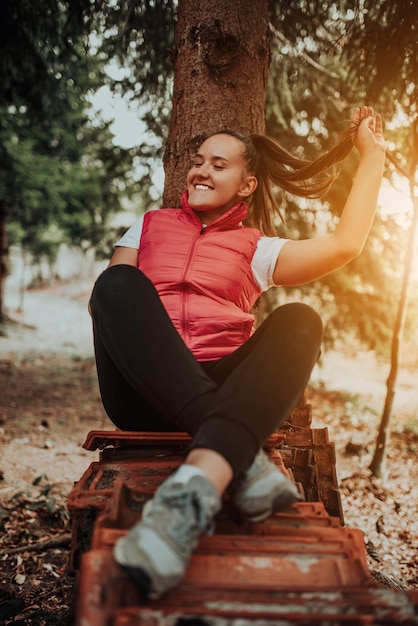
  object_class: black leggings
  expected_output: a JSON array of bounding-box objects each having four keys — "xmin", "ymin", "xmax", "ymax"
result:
[{"xmin": 90, "ymin": 264, "xmax": 323, "ymax": 474}]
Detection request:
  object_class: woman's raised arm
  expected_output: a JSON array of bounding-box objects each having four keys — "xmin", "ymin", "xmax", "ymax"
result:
[{"xmin": 273, "ymin": 106, "xmax": 386, "ymax": 286}]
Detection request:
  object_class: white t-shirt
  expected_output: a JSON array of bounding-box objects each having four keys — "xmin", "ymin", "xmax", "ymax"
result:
[{"xmin": 116, "ymin": 213, "xmax": 288, "ymax": 291}]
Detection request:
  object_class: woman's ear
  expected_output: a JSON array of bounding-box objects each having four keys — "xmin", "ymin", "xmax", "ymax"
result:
[{"xmin": 238, "ymin": 175, "xmax": 258, "ymax": 198}]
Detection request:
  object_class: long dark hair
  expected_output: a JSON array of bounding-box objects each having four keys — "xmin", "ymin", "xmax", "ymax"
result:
[{"xmin": 207, "ymin": 121, "xmax": 359, "ymax": 235}]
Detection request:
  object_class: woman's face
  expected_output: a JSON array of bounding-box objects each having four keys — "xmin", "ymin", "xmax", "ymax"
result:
[{"xmin": 186, "ymin": 134, "xmax": 257, "ymax": 224}]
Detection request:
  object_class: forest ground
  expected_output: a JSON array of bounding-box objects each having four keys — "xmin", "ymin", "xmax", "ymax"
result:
[{"xmin": 0, "ymin": 278, "xmax": 417, "ymax": 625}]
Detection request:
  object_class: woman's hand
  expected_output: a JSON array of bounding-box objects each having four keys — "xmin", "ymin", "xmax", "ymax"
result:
[{"xmin": 352, "ymin": 106, "xmax": 386, "ymax": 159}]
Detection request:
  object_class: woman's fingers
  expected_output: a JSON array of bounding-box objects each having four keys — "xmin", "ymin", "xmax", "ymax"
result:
[{"xmin": 375, "ymin": 113, "xmax": 384, "ymax": 138}]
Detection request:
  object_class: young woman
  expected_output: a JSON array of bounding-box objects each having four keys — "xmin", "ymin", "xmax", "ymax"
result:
[{"xmin": 89, "ymin": 106, "xmax": 386, "ymax": 598}]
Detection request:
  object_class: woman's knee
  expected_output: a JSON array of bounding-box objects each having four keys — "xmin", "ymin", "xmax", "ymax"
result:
[
  {"xmin": 269, "ymin": 302, "xmax": 323, "ymax": 342},
  {"xmin": 95, "ymin": 264, "xmax": 142, "ymax": 292},
  {"xmin": 91, "ymin": 265, "xmax": 149, "ymax": 310}
]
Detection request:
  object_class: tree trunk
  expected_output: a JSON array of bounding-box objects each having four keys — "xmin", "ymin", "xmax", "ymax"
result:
[
  {"xmin": 163, "ymin": 0, "xmax": 269, "ymax": 206},
  {"xmin": 0, "ymin": 201, "xmax": 9, "ymax": 324},
  {"xmin": 369, "ymin": 172, "xmax": 418, "ymax": 480}
]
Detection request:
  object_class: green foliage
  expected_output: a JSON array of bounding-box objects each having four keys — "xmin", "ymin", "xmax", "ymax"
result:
[
  {"xmin": 341, "ymin": 0, "xmax": 416, "ymax": 115},
  {"xmin": 0, "ymin": 0, "xmax": 143, "ymax": 278},
  {"xmin": 2, "ymin": 98, "xmax": 135, "ymax": 267},
  {"xmin": 92, "ymin": 0, "xmax": 176, "ymax": 149},
  {"xmin": 267, "ymin": 0, "xmax": 356, "ymax": 139},
  {"xmin": 263, "ymin": 0, "xmax": 416, "ymax": 356},
  {"xmin": 0, "ymin": 0, "xmax": 95, "ymax": 117}
]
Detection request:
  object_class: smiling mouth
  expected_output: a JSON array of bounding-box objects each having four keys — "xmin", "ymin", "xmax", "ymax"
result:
[{"xmin": 194, "ymin": 184, "xmax": 213, "ymax": 191}]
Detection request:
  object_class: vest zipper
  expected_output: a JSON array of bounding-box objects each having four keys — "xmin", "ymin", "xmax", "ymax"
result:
[{"xmin": 180, "ymin": 229, "xmax": 205, "ymax": 340}]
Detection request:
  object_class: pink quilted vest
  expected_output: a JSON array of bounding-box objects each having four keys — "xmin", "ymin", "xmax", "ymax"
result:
[{"xmin": 138, "ymin": 192, "xmax": 262, "ymax": 361}]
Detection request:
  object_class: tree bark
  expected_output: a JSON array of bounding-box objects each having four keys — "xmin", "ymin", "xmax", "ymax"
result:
[{"xmin": 163, "ymin": 0, "xmax": 269, "ymax": 206}]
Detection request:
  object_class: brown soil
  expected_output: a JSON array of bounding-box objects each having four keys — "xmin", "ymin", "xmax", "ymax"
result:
[{"xmin": 0, "ymin": 282, "xmax": 417, "ymax": 625}]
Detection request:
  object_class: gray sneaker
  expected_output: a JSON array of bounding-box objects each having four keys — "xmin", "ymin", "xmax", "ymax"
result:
[
  {"xmin": 113, "ymin": 472, "xmax": 221, "ymax": 598},
  {"xmin": 229, "ymin": 448, "xmax": 301, "ymax": 523}
]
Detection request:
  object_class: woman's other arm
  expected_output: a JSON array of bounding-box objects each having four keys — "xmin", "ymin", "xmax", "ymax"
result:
[{"xmin": 108, "ymin": 246, "xmax": 139, "ymax": 267}]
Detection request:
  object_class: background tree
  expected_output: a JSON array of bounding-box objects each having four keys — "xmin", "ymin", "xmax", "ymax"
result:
[
  {"xmin": 88, "ymin": 0, "xmax": 177, "ymax": 191},
  {"xmin": 369, "ymin": 135, "xmax": 417, "ymax": 479},
  {"xmin": 262, "ymin": 2, "xmax": 400, "ymax": 351},
  {"xmin": 0, "ymin": 0, "xmax": 136, "ymax": 320},
  {"xmin": 341, "ymin": 0, "xmax": 417, "ymax": 479},
  {"xmin": 162, "ymin": 0, "xmax": 269, "ymax": 205},
  {"xmin": 0, "ymin": 0, "xmax": 89, "ymax": 318},
  {"xmin": 336, "ymin": 0, "xmax": 418, "ymax": 478}
]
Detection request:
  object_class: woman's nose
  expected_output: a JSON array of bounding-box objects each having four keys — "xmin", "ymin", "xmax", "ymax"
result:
[{"xmin": 196, "ymin": 163, "xmax": 210, "ymax": 177}]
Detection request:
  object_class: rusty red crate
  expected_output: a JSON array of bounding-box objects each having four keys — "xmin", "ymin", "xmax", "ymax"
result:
[
  {"xmin": 69, "ymin": 399, "xmax": 418, "ymax": 625},
  {"xmin": 75, "ymin": 522, "xmax": 418, "ymax": 626},
  {"xmin": 67, "ymin": 400, "xmax": 344, "ymax": 568},
  {"xmin": 110, "ymin": 589, "xmax": 418, "ymax": 626},
  {"xmin": 75, "ymin": 502, "xmax": 371, "ymax": 625}
]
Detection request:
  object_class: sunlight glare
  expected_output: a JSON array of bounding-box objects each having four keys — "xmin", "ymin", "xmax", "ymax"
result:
[
  {"xmin": 378, "ymin": 179, "xmax": 413, "ymax": 226},
  {"xmin": 378, "ymin": 180, "xmax": 418, "ymax": 283}
]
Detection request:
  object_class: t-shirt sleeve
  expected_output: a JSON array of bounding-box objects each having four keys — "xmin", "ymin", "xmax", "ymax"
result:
[
  {"xmin": 252, "ymin": 236, "xmax": 290, "ymax": 291},
  {"xmin": 115, "ymin": 215, "xmax": 145, "ymax": 249}
]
